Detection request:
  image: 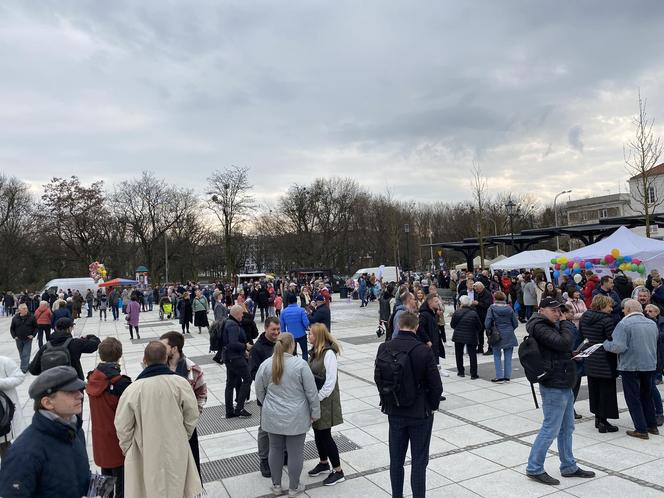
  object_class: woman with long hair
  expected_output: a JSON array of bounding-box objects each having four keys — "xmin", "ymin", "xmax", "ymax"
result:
[
  {"xmin": 566, "ymin": 288, "xmax": 587, "ymax": 328},
  {"xmin": 255, "ymin": 333, "xmax": 320, "ymax": 497},
  {"xmin": 306, "ymin": 324, "xmax": 345, "ymax": 486}
]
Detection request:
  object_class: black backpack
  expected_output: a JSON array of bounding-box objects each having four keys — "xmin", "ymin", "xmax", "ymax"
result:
[
  {"xmin": 0, "ymin": 391, "xmax": 15, "ymax": 437},
  {"xmin": 374, "ymin": 341, "xmax": 420, "ymax": 409},
  {"xmin": 518, "ymin": 334, "xmax": 549, "ymax": 408},
  {"xmin": 40, "ymin": 338, "xmax": 73, "ymax": 371}
]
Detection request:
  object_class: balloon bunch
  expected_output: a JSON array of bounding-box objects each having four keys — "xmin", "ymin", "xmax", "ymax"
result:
[
  {"xmin": 550, "ymin": 255, "xmax": 594, "ymax": 279},
  {"xmin": 597, "ymin": 248, "xmax": 645, "ymax": 274},
  {"xmin": 88, "ymin": 261, "xmax": 108, "ymax": 282}
]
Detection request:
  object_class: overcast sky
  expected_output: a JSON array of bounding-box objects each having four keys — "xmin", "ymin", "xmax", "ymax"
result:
[{"xmin": 2, "ymin": 1, "xmax": 664, "ymax": 206}]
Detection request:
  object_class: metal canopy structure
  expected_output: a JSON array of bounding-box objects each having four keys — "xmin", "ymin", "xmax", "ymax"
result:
[
  {"xmin": 520, "ymin": 223, "xmax": 624, "ymax": 245},
  {"xmin": 422, "ymin": 222, "xmax": 640, "ymax": 272}
]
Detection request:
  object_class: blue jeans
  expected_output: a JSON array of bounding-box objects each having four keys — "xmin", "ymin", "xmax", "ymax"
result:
[
  {"xmin": 493, "ymin": 347, "xmax": 513, "ymax": 379},
  {"xmin": 15, "ymin": 338, "xmax": 32, "ymax": 372},
  {"xmin": 527, "ymin": 386, "xmax": 578, "ymax": 476},
  {"xmin": 111, "ymin": 305, "xmax": 119, "ymax": 320},
  {"xmin": 389, "ymin": 414, "xmax": 434, "ymax": 498},
  {"xmin": 525, "ymin": 305, "xmax": 534, "ymax": 320},
  {"xmin": 294, "ymin": 335, "xmax": 308, "ymax": 362},
  {"xmin": 652, "ymin": 375, "xmax": 663, "ymax": 416},
  {"xmin": 621, "ymin": 370, "xmax": 657, "ymax": 432}
]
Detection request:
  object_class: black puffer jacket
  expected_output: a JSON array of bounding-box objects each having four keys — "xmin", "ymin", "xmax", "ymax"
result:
[
  {"xmin": 578, "ymin": 310, "xmax": 617, "ymax": 379},
  {"xmin": 249, "ymin": 332, "xmax": 275, "ymax": 380},
  {"xmin": 450, "ymin": 307, "xmax": 481, "ymax": 345},
  {"xmin": 418, "ymin": 304, "xmax": 440, "ymax": 358},
  {"xmin": 525, "ymin": 314, "xmax": 576, "ymax": 389}
]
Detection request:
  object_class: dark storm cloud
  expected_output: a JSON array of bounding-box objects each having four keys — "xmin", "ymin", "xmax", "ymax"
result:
[{"xmin": 1, "ymin": 0, "xmax": 664, "ymax": 203}]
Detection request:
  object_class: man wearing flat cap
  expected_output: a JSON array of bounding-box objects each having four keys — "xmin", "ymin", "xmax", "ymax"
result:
[
  {"xmin": 0, "ymin": 366, "xmax": 91, "ymax": 497},
  {"xmin": 524, "ymin": 297, "xmax": 595, "ymax": 486}
]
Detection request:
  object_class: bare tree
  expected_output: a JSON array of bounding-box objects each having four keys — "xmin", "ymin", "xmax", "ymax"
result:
[
  {"xmin": 470, "ymin": 160, "xmax": 488, "ymax": 267},
  {"xmin": 41, "ymin": 176, "xmax": 109, "ymax": 266},
  {"xmin": 111, "ymin": 172, "xmax": 198, "ymax": 280},
  {"xmin": 207, "ymin": 166, "xmax": 254, "ymax": 277},
  {"xmin": 624, "ymin": 91, "xmax": 664, "ymax": 237}
]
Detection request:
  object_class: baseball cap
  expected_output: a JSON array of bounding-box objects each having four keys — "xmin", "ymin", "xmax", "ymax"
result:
[
  {"xmin": 28, "ymin": 366, "xmax": 85, "ymax": 399},
  {"xmin": 539, "ymin": 297, "xmax": 566, "ymax": 309}
]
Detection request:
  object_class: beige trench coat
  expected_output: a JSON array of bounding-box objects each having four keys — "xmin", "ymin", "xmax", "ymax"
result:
[{"xmin": 114, "ymin": 372, "xmax": 202, "ymax": 498}]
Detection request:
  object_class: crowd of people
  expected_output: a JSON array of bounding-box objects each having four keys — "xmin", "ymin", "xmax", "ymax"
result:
[{"xmin": 0, "ymin": 265, "xmax": 663, "ymax": 497}]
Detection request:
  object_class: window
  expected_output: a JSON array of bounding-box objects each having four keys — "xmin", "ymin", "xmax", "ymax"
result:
[
  {"xmin": 599, "ymin": 208, "xmax": 608, "ymax": 219},
  {"xmin": 648, "ymin": 185, "xmax": 656, "ymax": 204}
]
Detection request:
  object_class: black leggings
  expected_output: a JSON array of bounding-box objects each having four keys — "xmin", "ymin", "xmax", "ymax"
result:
[
  {"xmin": 313, "ymin": 427, "xmax": 340, "ymax": 468},
  {"xmin": 182, "ymin": 322, "xmax": 190, "ymax": 334},
  {"xmin": 128, "ymin": 325, "xmax": 139, "ymax": 338}
]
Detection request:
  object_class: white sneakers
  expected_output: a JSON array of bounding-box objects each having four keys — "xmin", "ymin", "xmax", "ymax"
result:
[{"xmin": 438, "ymin": 365, "xmax": 450, "ymax": 377}]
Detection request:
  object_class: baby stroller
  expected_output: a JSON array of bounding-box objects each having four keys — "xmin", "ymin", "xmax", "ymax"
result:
[{"xmin": 160, "ymin": 302, "xmax": 173, "ymax": 320}]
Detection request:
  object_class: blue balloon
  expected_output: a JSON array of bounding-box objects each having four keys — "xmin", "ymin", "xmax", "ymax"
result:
[
  {"xmin": 585, "ymin": 262, "xmax": 593, "ymax": 269},
  {"xmin": 573, "ymin": 267, "xmax": 582, "ymax": 274},
  {"xmin": 553, "ymin": 270, "xmax": 560, "ymax": 278},
  {"xmin": 624, "ymin": 256, "xmax": 632, "ymax": 263},
  {"xmin": 564, "ymin": 268, "xmax": 572, "ymax": 276}
]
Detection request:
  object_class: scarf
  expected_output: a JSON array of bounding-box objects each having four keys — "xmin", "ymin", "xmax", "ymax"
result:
[{"xmin": 136, "ymin": 363, "xmax": 175, "ymax": 380}]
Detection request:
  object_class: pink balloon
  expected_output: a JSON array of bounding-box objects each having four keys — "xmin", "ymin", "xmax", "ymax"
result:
[
  {"xmin": 632, "ymin": 258, "xmax": 641, "ymax": 265},
  {"xmin": 567, "ymin": 261, "xmax": 574, "ymax": 268}
]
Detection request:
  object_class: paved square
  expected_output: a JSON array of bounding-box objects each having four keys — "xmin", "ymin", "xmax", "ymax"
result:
[{"xmin": 3, "ymin": 296, "xmax": 664, "ymax": 497}]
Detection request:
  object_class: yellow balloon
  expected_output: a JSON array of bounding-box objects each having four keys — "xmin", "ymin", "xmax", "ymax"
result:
[
  {"xmin": 611, "ymin": 248, "xmax": 620, "ymax": 258},
  {"xmin": 558, "ymin": 256, "xmax": 568, "ymax": 264}
]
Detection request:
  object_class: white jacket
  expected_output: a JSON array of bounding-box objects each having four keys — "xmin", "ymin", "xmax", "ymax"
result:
[{"xmin": 0, "ymin": 356, "xmax": 25, "ymax": 440}]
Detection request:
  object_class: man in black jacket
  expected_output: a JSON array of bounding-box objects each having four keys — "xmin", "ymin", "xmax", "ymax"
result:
[
  {"xmin": 222, "ymin": 305, "xmax": 252, "ymax": 418},
  {"xmin": 525, "ymin": 297, "xmax": 595, "ymax": 485},
  {"xmin": 309, "ymin": 295, "xmax": 331, "ymax": 331},
  {"xmin": 249, "ymin": 317, "xmax": 280, "ymax": 477},
  {"xmin": 376, "ymin": 311, "xmax": 443, "ymax": 498},
  {"xmin": 29, "ymin": 317, "xmax": 100, "ymax": 380},
  {"xmin": 10, "ymin": 303, "xmax": 38, "ymax": 372}
]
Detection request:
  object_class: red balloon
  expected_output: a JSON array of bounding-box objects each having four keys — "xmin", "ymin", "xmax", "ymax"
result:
[
  {"xmin": 567, "ymin": 261, "xmax": 574, "ymax": 268},
  {"xmin": 554, "ymin": 263, "xmax": 561, "ymax": 270}
]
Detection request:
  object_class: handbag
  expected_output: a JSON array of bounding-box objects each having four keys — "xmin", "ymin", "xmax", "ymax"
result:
[
  {"xmin": 376, "ymin": 322, "xmax": 386, "ymax": 338},
  {"xmin": 487, "ymin": 325, "xmax": 501, "ymax": 346}
]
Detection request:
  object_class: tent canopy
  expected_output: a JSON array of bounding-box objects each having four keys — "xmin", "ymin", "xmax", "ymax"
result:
[
  {"xmin": 99, "ymin": 278, "xmax": 139, "ymax": 287},
  {"xmin": 489, "ymin": 249, "xmax": 562, "ymax": 272},
  {"xmin": 455, "ymin": 255, "xmax": 504, "ymax": 271},
  {"xmin": 561, "ymin": 226, "xmax": 664, "ymax": 273}
]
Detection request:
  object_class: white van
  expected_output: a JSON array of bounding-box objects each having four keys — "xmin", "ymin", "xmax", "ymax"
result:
[
  {"xmin": 41, "ymin": 277, "xmax": 101, "ymax": 297},
  {"xmin": 351, "ymin": 266, "xmax": 401, "ymax": 286}
]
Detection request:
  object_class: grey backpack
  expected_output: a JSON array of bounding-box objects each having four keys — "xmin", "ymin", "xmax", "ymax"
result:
[{"xmin": 40, "ymin": 338, "xmax": 73, "ymax": 371}]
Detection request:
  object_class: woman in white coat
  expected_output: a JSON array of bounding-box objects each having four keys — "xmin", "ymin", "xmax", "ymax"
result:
[{"xmin": 0, "ymin": 355, "xmax": 25, "ymax": 459}]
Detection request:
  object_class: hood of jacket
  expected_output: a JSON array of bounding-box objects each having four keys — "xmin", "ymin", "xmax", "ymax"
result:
[
  {"xmin": 86, "ymin": 363, "xmax": 122, "ymax": 397},
  {"xmin": 48, "ymin": 329, "xmax": 73, "ymax": 345},
  {"xmin": 491, "ymin": 302, "xmax": 515, "ymax": 318}
]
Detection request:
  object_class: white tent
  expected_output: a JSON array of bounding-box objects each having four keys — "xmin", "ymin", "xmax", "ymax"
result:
[
  {"xmin": 490, "ymin": 249, "xmax": 562, "ymax": 281},
  {"xmin": 562, "ymin": 226, "xmax": 664, "ymax": 273},
  {"xmin": 455, "ymin": 255, "xmax": 506, "ymax": 271}
]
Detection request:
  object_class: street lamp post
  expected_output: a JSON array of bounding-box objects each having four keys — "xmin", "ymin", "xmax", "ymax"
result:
[
  {"xmin": 404, "ymin": 224, "xmax": 410, "ymax": 277},
  {"xmin": 505, "ymin": 198, "xmax": 516, "ymax": 256},
  {"xmin": 554, "ymin": 189, "xmax": 572, "ymax": 251},
  {"xmin": 164, "ymin": 233, "xmax": 169, "ymax": 284},
  {"xmin": 429, "ymin": 226, "xmax": 435, "ymax": 271}
]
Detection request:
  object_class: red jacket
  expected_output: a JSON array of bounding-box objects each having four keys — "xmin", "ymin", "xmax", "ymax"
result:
[
  {"xmin": 34, "ymin": 304, "xmax": 52, "ymax": 325},
  {"xmin": 582, "ymin": 277, "xmax": 599, "ymax": 308},
  {"xmin": 86, "ymin": 363, "xmax": 132, "ymax": 468}
]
